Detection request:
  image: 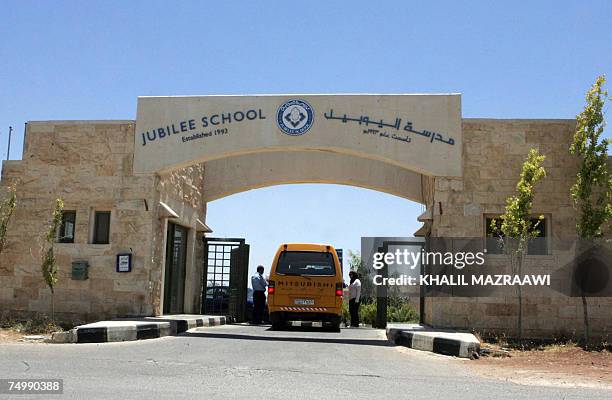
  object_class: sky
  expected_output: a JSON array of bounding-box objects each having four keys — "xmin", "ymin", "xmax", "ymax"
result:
[{"xmin": 1, "ymin": 1, "xmax": 611, "ymax": 283}]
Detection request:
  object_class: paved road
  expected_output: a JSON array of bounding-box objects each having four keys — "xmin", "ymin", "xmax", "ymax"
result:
[{"xmin": 0, "ymin": 324, "xmax": 610, "ymax": 399}]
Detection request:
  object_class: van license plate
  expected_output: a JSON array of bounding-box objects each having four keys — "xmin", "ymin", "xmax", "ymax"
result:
[{"xmin": 294, "ymin": 299, "xmax": 314, "ymax": 305}]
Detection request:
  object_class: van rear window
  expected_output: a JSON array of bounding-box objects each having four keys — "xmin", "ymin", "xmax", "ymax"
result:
[{"xmin": 275, "ymin": 251, "xmax": 336, "ymax": 276}]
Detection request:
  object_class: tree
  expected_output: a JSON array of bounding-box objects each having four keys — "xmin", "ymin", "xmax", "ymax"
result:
[
  {"xmin": 569, "ymin": 75, "xmax": 611, "ymax": 344},
  {"xmin": 0, "ymin": 185, "xmax": 17, "ymax": 255},
  {"xmin": 491, "ymin": 148, "xmax": 546, "ymax": 342},
  {"xmin": 41, "ymin": 198, "xmax": 64, "ymax": 320}
]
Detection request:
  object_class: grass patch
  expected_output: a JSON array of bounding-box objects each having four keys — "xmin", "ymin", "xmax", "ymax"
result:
[{"xmin": 476, "ymin": 331, "xmax": 611, "ymax": 353}]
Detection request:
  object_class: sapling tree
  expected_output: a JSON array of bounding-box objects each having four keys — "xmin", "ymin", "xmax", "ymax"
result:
[
  {"xmin": 491, "ymin": 148, "xmax": 546, "ymax": 342},
  {"xmin": 41, "ymin": 198, "xmax": 64, "ymax": 320},
  {"xmin": 569, "ymin": 75, "xmax": 611, "ymax": 344}
]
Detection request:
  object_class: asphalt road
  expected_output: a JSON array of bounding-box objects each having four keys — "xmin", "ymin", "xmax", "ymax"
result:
[{"xmin": 0, "ymin": 324, "xmax": 610, "ymax": 399}]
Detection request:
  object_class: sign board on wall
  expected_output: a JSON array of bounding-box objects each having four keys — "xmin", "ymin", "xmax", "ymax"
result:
[
  {"xmin": 133, "ymin": 94, "xmax": 462, "ymax": 177},
  {"xmin": 116, "ymin": 254, "xmax": 132, "ymax": 273}
]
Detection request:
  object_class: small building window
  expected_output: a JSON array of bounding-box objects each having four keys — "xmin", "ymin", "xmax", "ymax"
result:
[
  {"xmin": 58, "ymin": 211, "xmax": 76, "ymax": 243},
  {"xmin": 485, "ymin": 216, "xmax": 549, "ymax": 255},
  {"xmin": 92, "ymin": 211, "xmax": 111, "ymax": 244}
]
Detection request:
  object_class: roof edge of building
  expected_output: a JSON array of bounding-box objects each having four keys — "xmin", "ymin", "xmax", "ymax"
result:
[
  {"xmin": 462, "ymin": 117, "xmax": 576, "ymax": 123},
  {"xmin": 27, "ymin": 120, "xmax": 135, "ymax": 125}
]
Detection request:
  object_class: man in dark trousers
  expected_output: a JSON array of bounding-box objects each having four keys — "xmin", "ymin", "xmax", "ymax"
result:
[
  {"xmin": 251, "ymin": 265, "xmax": 268, "ymax": 324},
  {"xmin": 348, "ymin": 270, "xmax": 362, "ymax": 327}
]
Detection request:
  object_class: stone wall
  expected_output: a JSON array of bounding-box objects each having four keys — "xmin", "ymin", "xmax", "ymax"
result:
[
  {"xmin": 425, "ymin": 119, "xmax": 612, "ymax": 339},
  {"xmin": 0, "ymin": 121, "xmax": 207, "ymax": 322}
]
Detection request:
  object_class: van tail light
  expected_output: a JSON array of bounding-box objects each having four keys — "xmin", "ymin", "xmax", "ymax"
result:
[
  {"xmin": 268, "ymin": 281, "xmax": 275, "ymax": 295},
  {"xmin": 335, "ymin": 283, "xmax": 343, "ymax": 297}
]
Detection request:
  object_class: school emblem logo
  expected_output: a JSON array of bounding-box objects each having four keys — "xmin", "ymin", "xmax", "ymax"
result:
[{"xmin": 276, "ymin": 99, "xmax": 314, "ymax": 136}]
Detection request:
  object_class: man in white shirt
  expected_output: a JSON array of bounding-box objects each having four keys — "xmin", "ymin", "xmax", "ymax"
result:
[
  {"xmin": 251, "ymin": 265, "xmax": 268, "ymax": 324},
  {"xmin": 348, "ymin": 270, "xmax": 361, "ymax": 327}
]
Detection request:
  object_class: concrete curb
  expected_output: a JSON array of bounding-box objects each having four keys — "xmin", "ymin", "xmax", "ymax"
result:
[
  {"xmin": 50, "ymin": 330, "xmax": 76, "ymax": 343},
  {"xmin": 75, "ymin": 321, "xmax": 172, "ymax": 343},
  {"xmin": 143, "ymin": 315, "xmax": 227, "ymax": 334},
  {"xmin": 48, "ymin": 315, "xmax": 228, "ymax": 344},
  {"xmin": 387, "ymin": 324, "xmax": 480, "ymax": 359}
]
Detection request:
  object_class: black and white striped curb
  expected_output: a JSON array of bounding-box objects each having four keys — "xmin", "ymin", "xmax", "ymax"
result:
[
  {"xmin": 143, "ymin": 315, "xmax": 228, "ymax": 334},
  {"xmin": 50, "ymin": 315, "xmax": 227, "ymax": 343},
  {"xmin": 67, "ymin": 321, "xmax": 172, "ymax": 343},
  {"xmin": 387, "ymin": 325, "xmax": 480, "ymax": 359}
]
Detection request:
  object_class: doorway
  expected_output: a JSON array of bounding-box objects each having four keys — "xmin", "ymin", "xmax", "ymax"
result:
[{"xmin": 163, "ymin": 223, "xmax": 188, "ymax": 314}]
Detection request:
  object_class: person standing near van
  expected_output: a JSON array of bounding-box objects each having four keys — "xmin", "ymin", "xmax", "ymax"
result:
[
  {"xmin": 251, "ymin": 265, "xmax": 268, "ymax": 324},
  {"xmin": 348, "ymin": 270, "xmax": 361, "ymax": 327}
]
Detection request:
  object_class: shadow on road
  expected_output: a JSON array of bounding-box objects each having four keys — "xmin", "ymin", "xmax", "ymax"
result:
[{"xmin": 180, "ymin": 325, "xmax": 392, "ymax": 347}]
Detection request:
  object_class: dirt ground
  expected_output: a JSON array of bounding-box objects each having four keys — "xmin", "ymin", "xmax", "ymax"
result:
[
  {"xmin": 0, "ymin": 328, "xmax": 49, "ymax": 344},
  {"xmin": 467, "ymin": 344, "xmax": 612, "ymax": 389},
  {"xmin": 0, "ymin": 328, "xmax": 27, "ymax": 343}
]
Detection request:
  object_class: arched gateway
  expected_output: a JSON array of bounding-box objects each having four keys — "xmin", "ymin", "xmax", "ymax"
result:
[
  {"xmin": 133, "ymin": 94, "xmax": 462, "ymax": 178},
  {"xmin": 132, "ymin": 94, "xmax": 462, "ymax": 207},
  {"xmin": 2, "ymin": 93, "xmax": 610, "ymax": 338},
  {"xmin": 132, "ymin": 94, "xmax": 462, "ymax": 203}
]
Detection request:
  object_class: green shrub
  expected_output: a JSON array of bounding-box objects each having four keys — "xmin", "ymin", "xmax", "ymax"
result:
[
  {"xmin": 359, "ymin": 302, "xmax": 377, "ymax": 325},
  {"xmin": 388, "ymin": 303, "xmax": 419, "ymax": 323},
  {"xmin": 341, "ymin": 301, "xmax": 349, "ymax": 325},
  {"xmin": 342, "ymin": 299, "xmax": 419, "ymax": 326}
]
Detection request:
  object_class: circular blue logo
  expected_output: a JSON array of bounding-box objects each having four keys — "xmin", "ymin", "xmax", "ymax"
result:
[{"xmin": 276, "ymin": 99, "xmax": 314, "ymax": 136}]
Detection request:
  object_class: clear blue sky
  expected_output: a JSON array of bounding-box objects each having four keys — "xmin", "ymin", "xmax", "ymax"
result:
[{"xmin": 1, "ymin": 1, "xmax": 610, "ymax": 282}]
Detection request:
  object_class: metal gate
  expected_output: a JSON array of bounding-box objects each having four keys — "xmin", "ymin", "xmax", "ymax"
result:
[{"xmin": 201, "ymin": 237, "xmax": 250, "ymax": 322}]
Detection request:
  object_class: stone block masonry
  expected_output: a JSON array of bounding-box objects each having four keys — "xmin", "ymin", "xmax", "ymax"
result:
[
  {"xmin": 0, "ymin": 121, "xmax": 206, "ymax": 322},
  {"xmin": 424, "ymin": 119, "xmax": 612, "ymax": 339}
]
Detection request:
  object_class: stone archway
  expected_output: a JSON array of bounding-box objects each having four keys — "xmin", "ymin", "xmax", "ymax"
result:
[
  {"xmin": 201, "ymin": 151, "xmax": 427, "ymax": 203},
  {"xmin": 140, "ymin": 94, "xmax": 461, "ymax": 315}
]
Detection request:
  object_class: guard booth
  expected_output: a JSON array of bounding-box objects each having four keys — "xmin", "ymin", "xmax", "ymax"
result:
[{"xmin": 201, "ymin": 238, "xmax": 250, "ymax": 322}]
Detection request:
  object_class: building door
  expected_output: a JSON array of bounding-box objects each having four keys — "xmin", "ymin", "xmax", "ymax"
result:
[
  {"xmin": 201, "ymin": 238, "xmax": 249, "ymax": 321},
  {"xmin": 163, "ymin": 223, "xmax": 188, "ymax": 314}
]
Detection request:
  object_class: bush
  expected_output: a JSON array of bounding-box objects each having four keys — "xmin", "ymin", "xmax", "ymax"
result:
[
  {"xmin": 341, "ymin": 301, "xmax": 349, "ymax": 325},
  {"xmin": 359, "ymin": 302, "xmax": 377, "ymax": 325},
  {"xmin": 23, "ymin": 316, "xmax": 63, "ymax": 334},
  {"xmin": 388, "ymin": 303, "xmax": 419, "ymax": 323},
  {"xmin": 341, "ymin": 299, "xmax": 419, "ymax": 326}
]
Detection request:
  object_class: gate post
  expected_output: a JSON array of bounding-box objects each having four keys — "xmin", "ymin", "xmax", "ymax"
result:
[{"xmin": 374, "ymin": 246, "xmax": 388, "ymax": 329}]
